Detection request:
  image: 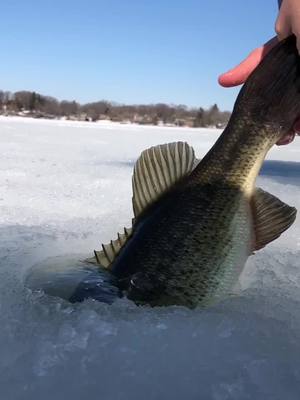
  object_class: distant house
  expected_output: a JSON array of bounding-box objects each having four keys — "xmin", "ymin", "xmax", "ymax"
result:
[
  {"xmin": 175, "ymin": 117, "xmax": 194, "ymax": 128},
  {"xmin": 216, "ymin": 122, "xmax": 227, "ymax": 129}
]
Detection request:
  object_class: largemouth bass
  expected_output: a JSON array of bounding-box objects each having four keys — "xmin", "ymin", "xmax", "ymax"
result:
[{"xmin": 90, "ymin": 36, "xmax": 299, "ymax": 308}]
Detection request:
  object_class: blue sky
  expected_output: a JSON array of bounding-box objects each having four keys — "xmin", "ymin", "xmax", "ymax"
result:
[{"xmin": 0, "ymin": 0, "xmax": 278, "ymax": 110}]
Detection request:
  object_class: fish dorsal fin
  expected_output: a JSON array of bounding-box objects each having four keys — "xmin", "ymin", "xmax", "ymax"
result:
[
  {"xmin": 252, "ymin": 188, "xmax": 297, "ymax": 251},
  {"xmin": 94, "ymin": 226, "xmax": 133, "ymax": 269},
  {"xmin": 132, "ymin": 142, "xmax": 196, "ymax": 218},
  {"xmin": 93, "ymin": 143, "xmax": 197, "ymax": 269}
]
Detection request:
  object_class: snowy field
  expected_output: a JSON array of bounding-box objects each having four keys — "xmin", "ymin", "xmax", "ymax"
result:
[{"xmin": 1, "ymin": 116, "xmax": 300, "ymax": 400}]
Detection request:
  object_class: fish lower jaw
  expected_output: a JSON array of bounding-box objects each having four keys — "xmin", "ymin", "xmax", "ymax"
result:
[{"xmin": 276, "ymin": 131, "xmax": 296, "ymax": 146}]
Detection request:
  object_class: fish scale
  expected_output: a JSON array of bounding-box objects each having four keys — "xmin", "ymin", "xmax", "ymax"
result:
[
  {"xmin": 102, "ymin": 37, "xmax": 299, "ymax": 307},
  {"xmin": 110, "ymin": 183, "xmax": 252, "ymax": 307},
  {"xmin": 25, "ymin": 36, "xmax": 300, "ymax": 307}
]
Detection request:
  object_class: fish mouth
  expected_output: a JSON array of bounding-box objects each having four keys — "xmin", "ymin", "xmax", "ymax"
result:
[
  {"xmin": 276, "ymin": 131, "xmax": 298, "ymax": 146},
  {"xmin": 276, "ymin": 118, "xmax": 300, "ymax": 146}
]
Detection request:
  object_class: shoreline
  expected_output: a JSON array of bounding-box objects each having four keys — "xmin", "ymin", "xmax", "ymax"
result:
[{"xmin": 0, "ymin": 114, "xmax": 223, "ymax": 132}]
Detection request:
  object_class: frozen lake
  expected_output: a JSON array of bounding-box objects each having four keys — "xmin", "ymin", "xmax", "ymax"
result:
[{"xmin": 0, "ymin": 116, "xmax": 300, "ymax": 399}]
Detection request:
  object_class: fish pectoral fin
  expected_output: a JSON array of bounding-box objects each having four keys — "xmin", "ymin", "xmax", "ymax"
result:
[
  {"xmin": 132, "ymin": 141, "xmax": 197, "ymax": 218},
  {"xmin": 94, "ymin": 226, "xmax": 133, "ymax": 269},
  {"xmin": 252, "ymin": 188, "xmax": 297, "ymax": 251}
]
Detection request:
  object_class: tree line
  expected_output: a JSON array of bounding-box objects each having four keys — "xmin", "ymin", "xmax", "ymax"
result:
[{"xmin": 0, "ymin": 90, "xmax": 231, "ymax": 128}]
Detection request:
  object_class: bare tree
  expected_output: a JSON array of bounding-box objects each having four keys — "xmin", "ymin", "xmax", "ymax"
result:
[
  {"xmin": 0, "ymin": 89, "xmax": 231, "ymax": 126},
  {"xmin": 60, "ymin": 100, "xmax": 79, "ymax": 117}
]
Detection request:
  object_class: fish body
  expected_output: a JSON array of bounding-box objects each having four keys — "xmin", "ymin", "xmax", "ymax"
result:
[
  {"xmin": 25, "ymin": 36, "xmax": 299, "ymax": 307},
  {"xmin": 112, "ymin": 182, "xmax": 252, "ymax": 307},
  {"xmin": 93, "ymin": 36, "xmax": 299, "ymax": 307}
]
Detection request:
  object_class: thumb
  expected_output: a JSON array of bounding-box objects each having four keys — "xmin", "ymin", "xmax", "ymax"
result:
[{"xmin": 218, "ymin": 37, "xmax": 278, "ymax": 87}]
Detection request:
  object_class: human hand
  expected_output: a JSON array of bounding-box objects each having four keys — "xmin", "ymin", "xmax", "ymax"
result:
[
  {"xmin": 218, "ymin": 0, "xmax": 300, "ymax": 138},
  {"xmin": 218, "ymin": 37, "xmax": 278, "ymax": 87},
  {"xmin": 218, "ymin": 0, "xmax": 300, "ymax": 88},
  {"xmin": 276, "ymin": 0, "xmax": 300, "ymax": 52},
  {"xmin": 218, "ymin": 35, "xmax": 300, "ymax": 139}
]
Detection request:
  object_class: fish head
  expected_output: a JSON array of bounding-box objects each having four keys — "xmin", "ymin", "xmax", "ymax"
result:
[
  {"xmin": 127, "ymin": 272, "xmax": 197, "ymax": 308},
  {"xmin": 126, "ymin": 273, "xmax": 165, "ymax": 305}
]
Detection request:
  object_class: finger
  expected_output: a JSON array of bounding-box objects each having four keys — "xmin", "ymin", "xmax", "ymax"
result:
[
  {"xmin": 275, "ymin": 11, "xmax": 292, "ymax": 40},
  {"xmin": 218, "ymin": 37, "xmax": 278, "ymax": 87},
  {"xmin": 295, "ymin": 31, "xmax": 300, "ymax": 55}
]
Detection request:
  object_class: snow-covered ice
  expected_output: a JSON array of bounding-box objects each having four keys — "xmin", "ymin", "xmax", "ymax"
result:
[{"xmin": 0, "ymin": 116, "xmax": 300, "ymax": 400}]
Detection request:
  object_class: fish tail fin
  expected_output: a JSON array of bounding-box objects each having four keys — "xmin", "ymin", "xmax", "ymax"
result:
[{"xmin": 233, "ymin": 35, "xmax": 300, "ymax": 132}]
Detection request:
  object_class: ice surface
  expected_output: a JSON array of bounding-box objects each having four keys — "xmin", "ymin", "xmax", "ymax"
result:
[{"xmin": 0, "ymin": 116, "xmax": 300, "ymax": 399}]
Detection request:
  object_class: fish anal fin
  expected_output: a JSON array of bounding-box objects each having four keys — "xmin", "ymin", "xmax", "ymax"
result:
[
  {"xmin": 252, "ymin": 188, "xmax": 297, "ymax": 251},
  {"xmin": 132, "ymin": 142, "xmax": 197, "ymax": 219},
  {"xmin": 94, "ymin": 226, "xmax": 133, "ymax": 269}
]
